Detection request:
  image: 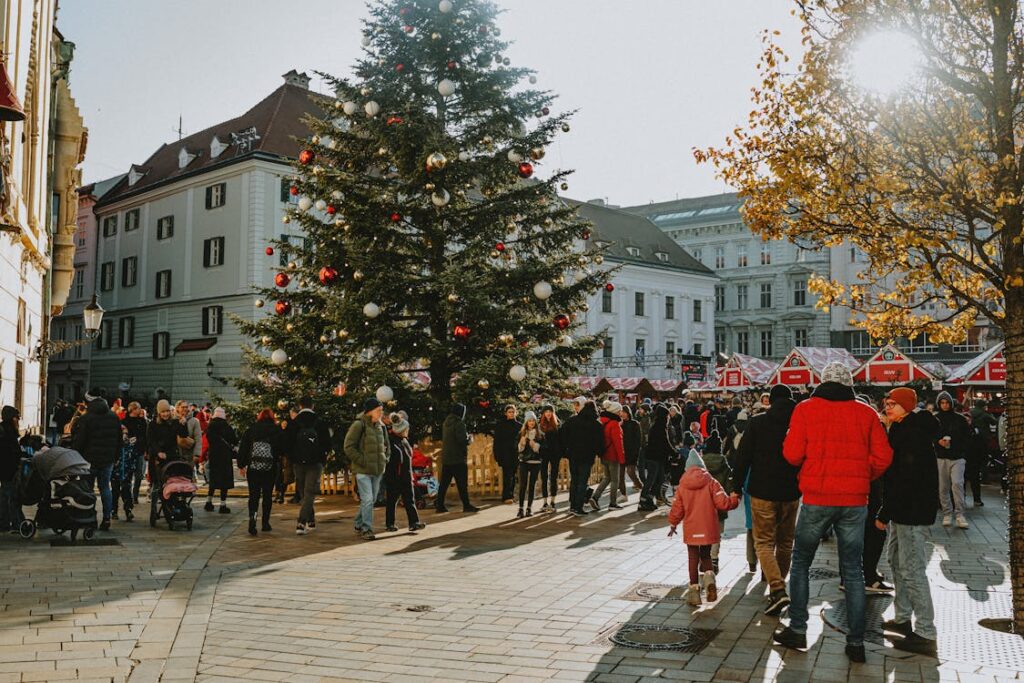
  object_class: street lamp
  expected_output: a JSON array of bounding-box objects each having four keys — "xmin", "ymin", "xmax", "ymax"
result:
[
  {"xmin": 206, "ymin": 358, "xmax": 228, "ymax": 386},
  {"xmin": 32, "ymin": 294, "xmax": 105, "ymax": 360}
]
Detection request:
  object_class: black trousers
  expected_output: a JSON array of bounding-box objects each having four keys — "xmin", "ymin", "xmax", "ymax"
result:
[
  {"xmin": 500, "ymin": 462, "xmax": 517, "ymax": 501},
  {"xmin": 862, "ymin": 514, "xmax": 887, "ymax": 584},
  {"xmin": 540, "ymin": 457, "xmax": 560, "ymax": 499},
  {"xmin": 436, "ymin": 464, "xmax": 471, "ymax": 509},
  {"xmin": 386, "ymin": 476, "xmax": 420, "ymax": 528},
  {"xmin": 965, "ymin": 454, "xmax": 984, "ymax": 501},
  {"xmin": 518, "ymin": 462, "xmax": 541, "ymax": 508},
  {"xmin": 247, "ymin": 471, "xmax": 275, "ymax": 524}
]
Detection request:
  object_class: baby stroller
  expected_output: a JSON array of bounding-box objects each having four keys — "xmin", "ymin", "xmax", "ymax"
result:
[
  {"xmin": 15, "ymin": 446, "xmax": 97, "ymax": 542},
  {"xmin": 150, "ymin": 459, "xmax": 197, "ymax": 530},
  {"xmin": 411, "ymin": 449, "xmax": 437, "ymax": 509}
]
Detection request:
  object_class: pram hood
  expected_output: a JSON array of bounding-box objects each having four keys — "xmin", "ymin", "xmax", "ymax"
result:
[
  {"xmin": 159, "ymin": 460, "xmax": 194, "ymax": 480},
  {"xmin": 32, "ymin": 446, "xmax": 91, "ymax": 480}
]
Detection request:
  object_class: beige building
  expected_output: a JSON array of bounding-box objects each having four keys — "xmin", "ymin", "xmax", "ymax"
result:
[{"xmin": 0, "ymin": 1, "xmax": 87, "ymax": 430}]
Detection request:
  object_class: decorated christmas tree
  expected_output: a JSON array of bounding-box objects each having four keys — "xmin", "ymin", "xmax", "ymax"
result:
[{"xmin": 233, "ymin": 0, "xmax": 611, "ymax": 435}]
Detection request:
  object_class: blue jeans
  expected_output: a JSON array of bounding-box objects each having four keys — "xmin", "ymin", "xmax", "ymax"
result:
[
  {"xmin": 0, "ymin": 479, "xmax": 23, "ymax": 530},
  {"xmin": 788, "ymin": 504, "xmax": 868, "ymax": 646},
  {"xmin": 355, "ymin": 473, "xmax": 382, "ymax": 533},
  {"xmin": 86, "ymin": 464, "xmax": 114, "ymax": 522},
  {"xmin": 640, "ymin": 460, "xmax": 664, "ymax": 504},
  {"xmin": 888, "ymin": 522, "xmax": 936, "ymax": 639}
]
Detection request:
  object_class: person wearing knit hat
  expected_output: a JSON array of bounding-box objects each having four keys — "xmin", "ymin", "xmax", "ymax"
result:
[
  {"xmin": 515, "ymin": 410, "xmax": 543, "ymax": 517},
  {"xmin": 591, "ymin": 400, "xmax": 626, "ymax": 511},
  {"xmin": 685, "ymin": 448, "xmax": 705, "ymax": 470},
  {"xmin": 204, "ymin": 406, "xmax": 238, "ymax": 514},
  {"xmin": 571, "ymin": 396, "xmax": 588, "ymax": 414},
  {"xmin": 769, "ymin": 384, "xmax": 792, "ymax": 404},
  {"xmin": 773, "ymin": 356, "xmax": 893, "ymax": 663},
  {"xmin": 438, "ymin": 400, "xmax": 478, "ymax": 513},
  {"xmin": 885, "ymin": 388, "xmax": 917, "ymax": 416},
  {"xmin": 383, "ymin": 411, "xmax": 425, "ymax": 533},
  {"xmin": 362, "ymin": 397, "xmax": 382, "ymax": 414}
]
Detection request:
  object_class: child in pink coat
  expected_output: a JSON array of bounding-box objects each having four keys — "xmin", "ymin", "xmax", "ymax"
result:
[{"xmin": 668, "ymin": 449, "xmax": 740, "ymax": 605}]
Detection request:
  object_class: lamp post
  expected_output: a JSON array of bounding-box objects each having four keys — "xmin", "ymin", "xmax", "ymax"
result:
[
  {"xmin": 206, "ymin": 357, "xmax": 228, "ymax": 386},
  {"xmin": 32, "ymin": 294, "xmax": 104, "ymax": 360}
]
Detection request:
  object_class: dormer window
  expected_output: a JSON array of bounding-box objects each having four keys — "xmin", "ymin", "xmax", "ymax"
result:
[
  {"xmin": 655, "ymin": 252, "xmax": 669, "ymax": 263},
  {"xmin": 210, "ymin": 136, "xmax": 228, "ymax": 158},
  {"xmin": 127, "ymin": 165, "xmax": 147, "ymax": 186},
  {"xmin": 178, "ymin": 148, "xmax": 197, "ymax": 169},
  {"xmin": 626, "ymin": 246, "xmax": 641, "ymax": 257}
]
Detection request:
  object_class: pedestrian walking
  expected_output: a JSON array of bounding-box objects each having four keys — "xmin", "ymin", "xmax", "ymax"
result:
[
  {"xmin": 237, "ymin": 408, "xmax": 284, "ymax": 535},
  {"xmin": 344, "ymin": 398, "xmax": 389, "ymax": 540},
  {"xmin": 493, "ymin": 405, "xmax": 521, "ymax": 504},
  {"xmin": 174, "ymin": 401, "xmax": 203, "ymax": 465},
  {"xmin": 204, "ymin": 408, "xmax": 238, "ymax": 513},
  {"xmin": 384, "ymin": 413, "xmax": 425, "ymax": 533},
  {"xmin": 934, "ymin": 391, "xmax": 970, "ymax": 528},
  {"xmin": 111, "ymin": 424, "xmax": 138, "ymax": 522},
  {"xmin": 668, "ymin": 449, "xmax": 740, "ymax": 606},
  {"xmin": 287, "ymin": 396, "xmax": 332, "ymax": 535},
  {"xmin": 72, "ymin": 397, "xmax": 122, "ymax": 531},
  {"xmin": 877, "ymin": 387, "xmax": 940, "ymax": 656},
  {"xmin": 146, "ymin": 400, "xmax": 189, "ymax": 520},
  {"xmin": 0, "ymin": 406, "xmax": 23, "ymax": 532},
  {"xmin": 590, "ymin": 401, "xmax": 625, "ymax": 510},
  {"xmin": 772, "ymin": 362, "xmax": 893, "ymax": 663},
  {"xmin": 436, "ymin": 403, "xmax": 479, "ymax": 513},
  {"xmin": 122, "ymin": 402, "xmax": 148, "ymax": 505},
  {"xmin": 563, "ymin": 400, "xmax": 604, "ymax": 516},
  {"xmin": 639, "ymin": 404, "xmax": 672, "ymax": 511},
  {"xmin": 619, "ymin": 405, "xmax": 643, "ymax": 495},
  {"xmin": 700, "ymin": 428, "xmax": 733, "ymax": 573},
  {"xmin": 636, "ymin": 400, "xmax": 652, "ymax": 482},
  {"xmin": 516, "ymin": 411, "xmax": 542, "ymax": 517},
  {"xmin": 538, "ymin": 406, "xmax": 562, "ymax": 512}
]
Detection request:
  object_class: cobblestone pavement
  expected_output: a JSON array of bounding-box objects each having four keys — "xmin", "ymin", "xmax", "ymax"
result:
[{"xmin": 0, "ymin": 485, "xmax": 1019, "ymax": 683}]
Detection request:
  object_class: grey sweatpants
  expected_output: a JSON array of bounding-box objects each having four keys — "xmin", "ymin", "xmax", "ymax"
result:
[
  {"xmin": 937, "ymin": 458, "xmax": 966, "ymax": 517},
  {"xmin": 292, "ymin": 462, "xmax": 323, "ymax": 525}
]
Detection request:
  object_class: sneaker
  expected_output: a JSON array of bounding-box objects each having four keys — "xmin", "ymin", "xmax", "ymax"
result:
[
  {"xmin": 942, "ymin": 515, "xmax": 951, "ymax": 527},
  {"xmin": 749, "ymin": 562, "xmax": 757, "ymax": 573},
  {"xmin": 307, "ymin": 520, "xmax": 316, "ymax": 531},
  {"xmin": 261, "ymin": 522, "xmax": 272, "ymax": 532},
  {"xmin": 385, "ymin": 526, "xmax": 399, "ymax": 532},
  {"xmin": 772, "ymin": 626, "xmax": 807, "ymax": 650},
  {"xmin": 99, "ymin": 519, "xmax": 110, "ymax": 531},
  {"xmin": 956, "ymin": 514, "xmax": 969, "ymax": 529},
  {"xmin": 588, "ymin": 498, "xmax": 599, "ymax": 512},
  {"xmin": 656, "ymin": 497, "xmax": 668, "ymax": 506},
  {"xmin": 608, "ymin": 503, "xmax": 623, "ymax": 510},
  {"xmin": 702, "ymin": 570, "xmax": 718, "ymax": 602},
  {"xmin": 549, "ymin": 499, "xmax": 557, "ymax": 510},
  {"xmin": 295, "ymin": 523, "xmax": 307, "ymax": 535},
  {"xmin": 516, "ymin": 508, "xmax": 524, "ymax": 518},
  {"xmin": 463, "ymin": 505, "xmax": 480, "ymax": 513},
  {"xmin": 570, "ymin": 509, "xmax": 585, "ymax": 517},
  {"xmin": 765, "ymin": 590, "xmax": 791, "ymax": 616},
  {"xmin": 686, "ymin": 584, "xmax": 702, "ymax": 606},
  {"xmin": 890, "ymin": 632, "xmax": 937, "ymax": 656},
  {"xmin": 974, "ymin": 499, "xmax": 985, "ymax": 507},
  {"xmin": 248, "ymin": 520, "xmax": 257, "ymax": 536},
  {"xmin": 845, "ymin": 644, "xmax": 866, "ymax": 663},
  {"xmin": 525, "ymin": 508, "xmax": 532, "ymax": 517},
  {"xmin": 204, "ymin": 501, "xmax": 215, "ymax": 512},
  {"xmin": 409, "ymin": 522, "xmax": 426, "ymax": 531},
  {"xmin": 435, "ymin": 505, "xmax": 449, "ymax": 513},
  {"xmin": 882, "ymin": 619, "xmax": 913, "ymax": 637},
  {"xmin": 219, "ymin": 505, "xmax": 230, "ymax": 514},
  {"xmin": 865, "ymin": 579, "xmax": 894, "ymax": 593},
  {"xmin": 361, "ymin": 529, "xmax": 376, "ymax": 541},
  {"xmin": 125, "ymin": 509, "xmax": 134, "ymax": 522}
]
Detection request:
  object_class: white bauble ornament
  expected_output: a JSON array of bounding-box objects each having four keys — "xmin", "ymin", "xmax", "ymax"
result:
[
  {"xmin": 298, "ymin": 196, "xmax": 313, "ymax": 211},
  {"xmin": 557, "ymin": 335, "xmax": 574, "ymax": 347},
  {"xmin": 529, "ymin": 75, "xmax": 538, "ymax": 84},
  {"xmin": 361, "ymin": 36, "xmax": 371, "ymax": 47},
  {"xmin": 458, "ymin": 150, "xmax": 471, "ymax": 162},
  {"xmin": 375, "ymin": 385, "xmax": 394, "ymax": 402},
  {"xmin": 343, "ymin": 101, "xmax": 358, "ymax": 115},
  {"xmin": 320, "ymin": 135, "xmax": 333, "ymax": 149},
  {"xmin": 437, "ymin": 79, "xmax": 456, "ymax": 97},
  {"xmin": 507, "ymin": 149, "xmax": 523, "ymax": 163},
  {"xmin": 439, "ymin": 0, "xmax": 453, "ymax": 12},
  {"xmin": 363, "ymin": 302, "xmax": 381, "ymax": 318},
  {"xmin": 364, "ymin": 100, "xmax": 381, "ymax": 117},
  {"xmin": 509, "ymin": 365, "xmax": 527, "ymax": 382},
  {"xmin": 431, "ymin": 189, "xmax": 451, "ymax": 207},
  {"xmin": 271, "ymin": 349, "xmax": 288, "ymax": 366},
  {"xmin": 314, "ymin": 199, "xmax": 327, "ymax": 212},
  {"xmin": 331, "ymin": 190, "xmax": 343, "ymax": 200},
  {"xmin": 332, "ymin": 117, "xmax": 350, "ymax": 132},
  {"xmin": 533, "ymin": 281, "xmax": 553, "ymax": 300}
]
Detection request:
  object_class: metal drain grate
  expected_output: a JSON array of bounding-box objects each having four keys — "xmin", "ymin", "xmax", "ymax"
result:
[
  {"xmin": 808, "ymin": 566, "xmax": 841, "ymax": 580},
  {"xmin": 607, "ymin": 624, "xmax": 718, "ymax": 652},
  {"xmin": 823, "ymin": 589, "xmax": 1024, "ymax": 669},
  {"xmin": 618, "ymin": 582, "xmax": 690, "ymax": 602}
]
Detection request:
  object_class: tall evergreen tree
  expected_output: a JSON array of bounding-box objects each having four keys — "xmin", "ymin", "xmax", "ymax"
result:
[{"xmin": 233, "ymin": 0, "xmax": 610, "ymax": 433}]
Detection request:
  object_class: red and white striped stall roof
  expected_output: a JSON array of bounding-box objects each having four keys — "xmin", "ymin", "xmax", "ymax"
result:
[
  {"xmin": 769, "ymin": 347, "xmax": 860, "ymax": 386},
  {"xmin": 717, "ymin": 352, "xmax": 777, "ymax": 389},
  {"xmin": 853, "ymin": 344, "xmax": 935, "ymax": 386},
  {"xmin": 946, "ymin": 343, "xmax": 1005, "ymax": 386}
]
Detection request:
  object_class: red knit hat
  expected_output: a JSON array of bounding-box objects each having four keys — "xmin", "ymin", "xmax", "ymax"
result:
[{"xmin": 886, "ymin": 387, "xmax": 917, "ymax": 414}]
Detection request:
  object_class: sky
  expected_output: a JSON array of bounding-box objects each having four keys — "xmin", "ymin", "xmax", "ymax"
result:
[{"xmin": 58, "ymin": 0, "xmax": 803, "ymax": 208}]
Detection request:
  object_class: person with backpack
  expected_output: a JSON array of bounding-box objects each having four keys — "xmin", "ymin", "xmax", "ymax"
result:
[
  {"xmin": 72, "ymin": 397, "xmax": 122, "ymax": 531},
  {"xmin": 237, "ymin": 408, "xmax": 284, "ymax": 535},
  {"xmin": 204, "ymin": 408, "xmax": 238, "ymax": 514},
  {"xmin": 436, "ymin": 403, "xmax": 479, "ymax": 513},
  {"xmin": 345, "ymin": 398, "xmax": 389, "ymax": 540},
  {"xmin": 286, "ymin": 395, "xmax": 332, "ymax": 535}
]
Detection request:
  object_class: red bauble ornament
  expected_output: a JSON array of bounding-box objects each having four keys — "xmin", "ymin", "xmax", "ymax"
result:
[
  {"xmin": 582, "ymin": 229, "xmax": 591, "ymax": 240},
  {"xmin": 517, "ymin": 162, "xmax": 534, "ymax": 178},
  {"xmin": 478, "ymin": 399, "xmax": 491, "ymax": 409},
  {"xmin": 326, "ymin": 205, "xmax": 336, "ymax": 215},
  {"xmin": 604, "ymin": 283, "xmax": 615, "ymax": 292},
  {"xmin": 403, "ymin": 24, "xmax": 414, "ymax": 33},
  {"xmin": 275, "ymin": 300, "xmax": 291, "ymax": 316},
  {"xmin": 265, "ymin": 246, "xmax": 274, "ymax": 256},
  {"xmin": 446, "ymin": 60, "xmax": 457, "ymax": 70},
  {"xmin": 390, "ymin": 212, "xmax": 402, "ymax": 222},
  {"xmin": 453, "ymin": 324, "xmax": 472, "ymax": 341},
  {"xmin": 289, "ymin": 185, "xmax": 299, "ymax": 196},
  {"xmin": 298, "ymin": 149, "xmax": 315, "ymax": 165},
  {"xmin": 541, "ymin": 106, "xmax": 550, "ymax": 116},
  {"xmin": 274, "ymin": 272, "xmax": 291, "ymax": 288},
  {"xmin": 495, "ymin": 242, "xmax": 506, "ymax": 252},
  {"xmin": 396, "ymin": 63, "xmax": 405, "ymax": 72},
  {"xmin": 553, "ymin": 314, "xmax": 570, "ymax": 330},
  {"xmin": 386, "ymin": 115, "xmax": 404, "ymax": 126},
  {"xmin": 479, "ymin": 25, "xmax": 488, "ymax": 34},
  {"xmin": 318, "ymin": 266, "xmax": 339, "ymax": 286}
]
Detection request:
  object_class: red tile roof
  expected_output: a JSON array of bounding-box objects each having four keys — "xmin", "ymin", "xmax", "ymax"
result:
[{"xmin": 98, "ymin": 82, "xmax": 323, "ymax": 206}]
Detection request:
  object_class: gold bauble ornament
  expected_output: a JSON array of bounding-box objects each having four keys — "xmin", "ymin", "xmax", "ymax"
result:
[
  {"xmin": 447, "ymin": 293, "xmax": 459, "ymax": 303},
  {"xmin": 282, "ymin": 215, "xmax": 290, "ymax": 224},
  {"xmin": 378, "ymin": 147, "xmax": 389, "ymax": 156},
  {"xmin": 594, "ymin": 255, "xmax": 604, "ymax": 265},
  {"xmin": 581, "ymin": 302, "xmax": 590, "ymax": 312},
  {"xmin": 477, "ymin": 379, "xmax": 490, "ymax": 390},
  {"xmin": 425, "ymin": 182, "xmax": 436, "ymax": 191},
  {"xmin": 311, "ymin": 135, "xmax": 320, "ymax": 144},
  {"xmin": 277, "ymin": 399, "xmax": 289, "ymax": 410},
  {"xmin": 498, "ymin": 333, "xmax": 515, "ymax": 346},
  {"xmin": 319, "ymin": 335, "xmax": 328, "ymax": 344},
  {"xmin": 287, "ymin": 261, "xmax": 297, "ymax": 271},
  {"xmin": 255, "ymin": 299, "xmax": 265, "ymax": 308},
  {"xmin": 337, "ymin": 329, "xmax": 350, "ymax": 340},
  {"xmin": 425, "ymin": 151, "xmax": 448, "ymax": 171},
  {"xmin": 560, "ymin": 182, "xmax": 569, "ymax": 191},
  {"xmin": 261, "ymin": 335, "xmax": 272, "ymax": 345},
  {"xmin": 544, "ymin": 217, "xmax": 553, "ymax": 226},
  {"xmin": 490, "ymin": 249, "xmax": 500, "ymax": 259},
  {"xmin": 353, "ymin": 270, "xmax": 364, "ymax": 281},
  {"xmin": 286, "ymin": 323, "xmax": 295, "ymax": 332},
  {"xmin": 561, "ymin": 123, "xmax": 571, "ymax": 132},
  {"xmin": 553, "ymin": 276, "xmax": 564, "ymax": 285},
  {"xmin": 529, "ymin": 147, "xmax": 545, "ymax": 160}
]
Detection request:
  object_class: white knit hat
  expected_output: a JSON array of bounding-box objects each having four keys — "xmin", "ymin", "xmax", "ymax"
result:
[
  {"xmin": 523, "ymin": 411, "xmax": 538, "ymax": 424},
  {"xmin": 605, "ymin": 401, "xmax": 623, "ymax": 414},
  {"xmin": 821, "ymin": 362, "xmax": 854, "ymax": 387}
]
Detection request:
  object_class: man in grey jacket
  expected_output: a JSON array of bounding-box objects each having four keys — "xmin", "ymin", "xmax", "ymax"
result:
[{"xmin": 344, "ymin": 398, "xmax": 389, "ymax": 540}]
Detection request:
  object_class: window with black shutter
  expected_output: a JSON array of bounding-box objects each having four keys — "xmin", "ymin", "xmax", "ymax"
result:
[
  {"xmin": 202, "ymin": 306, "xmax": 223, "ymax": 335},
  {"xmin": 152, "ymin": 332, "xmax": 169, "ymax": 360},
  {"xmin": 157, "ymin": 216, "xmax": 174, "ymax": 240},
  {"xmin": 205, "ymin": 183, "xmax": 226, "ymax": 209},
  {"xmin": 156, "ymin": 270, "xmax": 172, "ymax": 299},
  {"xmin": 203, "ymin": 237, "xmax": 225, "ymax": 267},
  {"xmin": 118, "ymin": 317, "xmax": 135, "ymax": 348},
  {"xmin": 121, "ymin": 257, "xmax": 137, "ymax": 287}
]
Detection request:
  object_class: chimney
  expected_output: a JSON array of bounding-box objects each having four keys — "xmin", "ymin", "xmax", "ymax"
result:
[{"xmin": 282, "ymin": 70, "xmax": 311, "ymax": 89}]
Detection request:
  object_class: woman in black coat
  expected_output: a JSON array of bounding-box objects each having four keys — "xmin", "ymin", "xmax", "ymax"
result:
[
  {"xmin": 203, "ymin": 409, "xmax": 238, "ymax": 513},
  {"xmin": 384, "ymin": 414, "xmax": 426, "ymax": 533},
  {"xmin": 237, "ymin": 409, "xmax": 283, "ymax": 535},
  {"xmin": 639, "ymin": 404, "xmax": 673, "ymax": 510},
  {"xmin": 619, "ymin": 405, "xmax": 643, "ymax": 495}
]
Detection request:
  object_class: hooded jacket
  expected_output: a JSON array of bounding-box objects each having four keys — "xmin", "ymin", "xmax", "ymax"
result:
[
  {"xmin": 621, "ymin": 417, "xmax": 641, "ymax": 466},
  {"xmin": 935, "ymin": 391, "xmax": 971, "ymax": 460},
  {"xmin": 561, "ymin": 403, "xmax": 604, "ymax": 463},
  {"xmin": 71, "ymin": 398, "xmax": 122, "ymax": 468},
  {"xmin": 783, "ymin": 382, "xmax": 893, "ymax": 507},
  {"xmin": 345, "ymin": 414, "xmax": 389, "ymax": 475},
  {"xmin": 492, "ymin": 417, "xmax": 522, "ymax": 467},
  {"xmin": 644, "ymin": 405, "xmax": 674, "ymax": 464},
  {"xmin": 237, "ymin": 418, "xmax": 284, "ymax": 471},
  {"xmin": 441, "ymin": 404, "xmax": 470, "ymax": 466},
  {"xmin": 286, "ymin": 409, "xmax": 332, "ymax": 465},
  {"xmin": 0, "ymin": 413, "xmax": 20, "ymax": 482},
  {"xmin": 599, "ymin": 411, "xmax": 625, "ymax": 464},
  {"xmin": 667, "ymin": 464, "xmax": 739, "ymax": 545},
  {"xmin": 878, "ymin": 409, "xmax": 940, "ymax": 526},
  {"xmin": 731, "ymin": 398, "xmax": 800, "ymax": 501},
  {"xmin": 204, "ymin": 417, "xmax": 238, "ymax": 489}
]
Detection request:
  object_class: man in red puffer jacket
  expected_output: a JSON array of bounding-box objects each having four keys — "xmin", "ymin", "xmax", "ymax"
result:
[
  {"xmin": 772, "ymin": 362, "xmax": 893, "ymax": 664},
  {"xmin": 590, "ymin": 401, "xmax": 625, "ymax": 511}
]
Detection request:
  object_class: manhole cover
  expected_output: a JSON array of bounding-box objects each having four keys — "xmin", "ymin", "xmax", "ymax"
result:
[
  {"xmin": 619, "ymin": 582, "xmax": 689, "ymax": 602},
  {"xmin": 608, "ymin": 625, "xmax": 718, "ymax": 652},
  {"xmin": 49, "ymin": 537, "xmax": 121, "ymax": 547},
  {"xmin": 809, "ymin": 567, "xmax": 841, "ymax": 580},
  {"xmin": 823, "ymin": 590, "xmax": 1024, "ymax": 669}
]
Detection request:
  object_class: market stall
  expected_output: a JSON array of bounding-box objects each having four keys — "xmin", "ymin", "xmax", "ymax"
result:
[
  {"xmin": 852, "ymin": 344, "xmax": 936, "ymax": 386},
  {"xmin": 946, "ymin": 343, "xmax": 1005, "ymax": 405},
  {"xmin": 649, "ymin": 379, "xmax": 685, "ymax": 396},
  {"xmin": 768, "ymin": 346, "xmax": 860, "ymax": 387},
  {"xmin": 716, "ymin": 352, "xmax": 777, "ymax": 389}
]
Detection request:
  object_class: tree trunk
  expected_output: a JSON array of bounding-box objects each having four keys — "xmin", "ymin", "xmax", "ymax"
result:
[{"xmin": 1003, "ymin": 310, "xmax": 1024, "ymax": 634}]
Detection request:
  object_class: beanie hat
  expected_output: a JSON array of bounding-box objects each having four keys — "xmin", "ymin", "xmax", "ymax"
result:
[
  {"xmin": 572, "ymin": 396, "xmax": 587, "ymax": 407},
  {"xmin": 155, "ymin": 399, "xmax": 171, "ymax": 414},
  {"xmin": 389, "ymin": 413, "xmax": 410, "ymax": 435},
  {"xmin": 362, "ymin": 397, "xmax": 382, "ymax": 413},
  {"xmin": 821, "ymin": 362, "xmax": 854, "ymax": 387},
  {"xmin": 768, "ymin": 384, "xmax": 793, "ymax": 404},
  {"xmin": 523, "ymin": 410, "xmax": 538, "ymax": 424},
  {"xmin": 213, "ymin": 407, "xmax": 226, "ymax": 419},
  {"xmin": 886, "ymin": 387, "xmax": 917, "ymax": 414},
  {"xmin": 685, "ymin": 448, "xmax": 706, "ymax": 470},
  {"xmin": 604, "ymin": 401, "xmax": 623, "ymax": 414},
  {"xmin": 1, "ymin": 406, "xmax": 19, "ymax": 422}
]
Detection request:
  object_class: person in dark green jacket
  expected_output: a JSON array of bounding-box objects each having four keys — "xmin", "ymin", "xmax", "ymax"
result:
[
  {"xmin": 344, "ymin": 398, "xmax": 389, "ymax": 540},
  {"xmin": 436, "ymin": 403, "xmax": 478, "ymax": 513}
]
